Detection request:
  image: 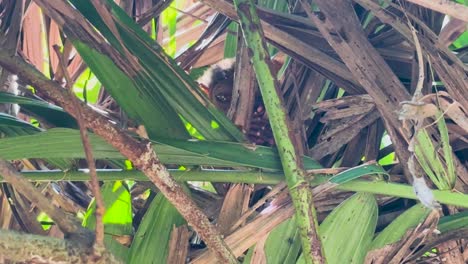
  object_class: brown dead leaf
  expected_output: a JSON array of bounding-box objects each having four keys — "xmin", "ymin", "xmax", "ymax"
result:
[
  {"xmin": 217, "ymin": 184, "xmax": 252, "ymax": 235},
  {"xmin": 364, "ymin": 209, "xmax": 440, "ymax": 264},
  {"xmin": 229, "ymin": 182, "xmax": 287, "ymax": 233},
  {"xmin": 320, "ymin": 103, "xmax": 375, "ymax": 122},
  {"xmin": 136, "ymin": 125, "xmax": 149, "ymax": 139},
  {"xmin": 192, "ymin": 36, "xmax": 226, "ymax": 68},
  {"xmin": 48, "ymin": 20, "xmax": 62, "ymax": 75},
  {"xmin": 191, "ymin": 195, "xmax": 295, "ymax": 263},
  {"xmin": 439, "ymin": 18, "xmax": 468, "ymax": 47},
  {"xmin": 312, "ymin": 95, "xmax": 374, "ymax": 111},
  {"xmin": 398, "ymin": 101, "xmax": 439, "ymax": 121},
  {"xmin": 22, "ymin": 3, "xmax": 45, "ymax": 72},
  {"xmin": 436, "ymin": 93, "xmax": 468, "ymax": 133},
  {"xmin": 436, "ymin": 239, "xmax": 465, "ymax": 264},
  {"xmin": 0, "ymin": 193, "xmax": 12, "ymax": 229},
  {"xmin": 168, "ymin": 225, "xmax": 190, "ymax": 264}
]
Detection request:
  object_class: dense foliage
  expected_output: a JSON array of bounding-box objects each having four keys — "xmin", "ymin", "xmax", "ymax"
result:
[{"xmin": 0, "ymin": 0, "xmax": 467, "ymax": 263}]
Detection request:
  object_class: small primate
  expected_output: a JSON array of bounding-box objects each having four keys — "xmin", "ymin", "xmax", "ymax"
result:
[
  {"xmin": 197, "ymin": 58, "xmax": 235, "ymax": 113},
  {"xmin": 197, "ymin": 58, "xmax": 278, "ymax": 146},
  {"xmin": 197, "ymin": 56, "xmax": 284, "ymax": 114}
]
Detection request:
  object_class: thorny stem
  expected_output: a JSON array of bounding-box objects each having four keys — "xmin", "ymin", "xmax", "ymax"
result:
[{"xmin": 233, "ymin": 0, "xmax": 325, "ymax": 263}]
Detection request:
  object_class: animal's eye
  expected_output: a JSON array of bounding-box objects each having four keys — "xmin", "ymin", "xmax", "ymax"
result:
[
  {"xmin": 222, "ymin": 70, "xmax": 230, "ymax": 79},
  {"xmin": 216, "ymin": 95, "xmax": 228, "ymax": 102}
]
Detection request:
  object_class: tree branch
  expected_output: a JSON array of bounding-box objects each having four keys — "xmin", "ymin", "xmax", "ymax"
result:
[{"xmin": 0, "ymin": 50, "xmax": 237, "ymax": 263}]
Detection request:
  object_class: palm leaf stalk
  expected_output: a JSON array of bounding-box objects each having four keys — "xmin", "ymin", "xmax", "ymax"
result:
[
  {"xmin": 232, "ymin": 0, "xmax": 324, "ymax": 263},
  {"xmin": 11, "ymin": 169, "xmax": 468, "ymax": 208}
]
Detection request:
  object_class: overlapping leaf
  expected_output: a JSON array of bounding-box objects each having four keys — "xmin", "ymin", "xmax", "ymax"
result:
[
  {"xmin": 370, "ymin": 204, "xmax": 431, "ymax": 250},
  {"xmin": 0, "ymin": 92, "xmax": 76, "ymax": 128},
  {"xmin": 0, "ymin": 128, "xmax": 321, "ymax": 170},
  {"xmin": 68, "ymin": 0, "xmax": 244, "ymax": 142}
]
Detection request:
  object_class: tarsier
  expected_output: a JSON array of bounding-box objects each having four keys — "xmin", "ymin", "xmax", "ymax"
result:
[
  {"xmin": 197, "ymin": 59, "xmax": 275, "ymax": 146},
  {"xmin": 197, "ymin": 58, "xmax": 236, "ymax": 113}
]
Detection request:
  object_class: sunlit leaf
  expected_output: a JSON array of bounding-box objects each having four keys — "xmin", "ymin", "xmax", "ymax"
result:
[{"xmin": 83, "ymin": 181, "xmax": 133, "ymax": 262}]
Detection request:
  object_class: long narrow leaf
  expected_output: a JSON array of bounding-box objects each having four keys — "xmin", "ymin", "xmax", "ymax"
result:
[
  {"xmin": 0, "ymin": 113, "xmax": 42, "ymax": 136},
  {"xmin": 72, "ymin": 40, "xmax": 189, "ymax": 140},
  {"xmin": 0, "ymin": 128, "xmax": 321, "ymax": 170},
  {"xmin": 435, "ymin": 111, "xmax": 456, "ymax": 188},
  {"xmin": 438, "ymin": 210, "xmax": 468, "ymax": 233},
  {"xmin": 264, "ymin": 217, "xmax": 301, "ymax": 264},
  {"xmin": 329, "ymin": 163, "xmax": 388, "ymax": 184},
  {"xmin": 0, "ymin": 92, "xmax": 76, "ymax": 128},
  {"xmin": 12, "ymin": 169, "xmax": 468, "ymax": 208},
  {"xmin": 69, "ymin": 0, "xmax": 244, "ymax": 142}
]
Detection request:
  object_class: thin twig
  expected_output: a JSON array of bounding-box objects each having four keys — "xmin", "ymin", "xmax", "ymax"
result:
[
  {"xmin": 409, "ymin": 23, "xmax": 424, "ymax": 101},
  {"xmin": 53, "ymin": 45, "xmax": 105, "ymax": 250},
  {"xmin": 397, "ymin": 4, "xmax": 440, "ymax": 208}
]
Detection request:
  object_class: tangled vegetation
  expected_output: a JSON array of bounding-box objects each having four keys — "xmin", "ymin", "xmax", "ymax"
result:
[{"xmin": 0, "ymin": 0, "xmax": 467, "ymax": 263}]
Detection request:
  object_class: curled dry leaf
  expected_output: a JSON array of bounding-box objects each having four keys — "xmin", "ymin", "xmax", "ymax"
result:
[
  {"xmin": 112, "ymin": 234, "xmax": 133, "ymax": 247},
  {"xmin": 217, "ymin": 184, "xmax": 252, "ymax": 235},
  {"xmin": 398, "ymin": 101, "xmax": 439, "ymax": 122},
  {"xmin": 435, "ymin": 92, "xmax": 468, "ymax": 133}
]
